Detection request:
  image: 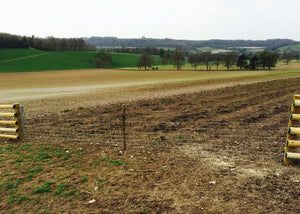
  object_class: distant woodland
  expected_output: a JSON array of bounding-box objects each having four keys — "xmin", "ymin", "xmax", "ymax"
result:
[
  {"xmin": 0, "ymin": 33, "xmax": 94, "ymax": 51},
  {"xmin": 1, "ymin": 32, "xmax": 299, "ymax": 51},
  {"xmin": 84, "ymin": 36, "xmax": 299, "ymax": 50},
  {"xmin": 1, "ymin": 32, "xmax": 300, "ymax": 60}
]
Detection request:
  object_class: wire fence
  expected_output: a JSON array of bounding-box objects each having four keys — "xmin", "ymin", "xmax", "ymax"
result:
[{"xmin": 23, "ymin": 104, "xmax": 293, "ymax": 162}]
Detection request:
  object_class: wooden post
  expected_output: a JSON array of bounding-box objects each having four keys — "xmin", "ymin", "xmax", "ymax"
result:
[
  {"xmin": 122, "ymin": 104, "xmax": 126, "ymax": 151},
  {"xmin": 14, "ymin": 104, "xmax": 24, "ymax": 141},
  {"xmin": 284, "ymin": 95, "xmax": 300, "ymax": 165},
  {"xmin": 0, "ymin": 103, "xmax": 24, "ymax": 141}
]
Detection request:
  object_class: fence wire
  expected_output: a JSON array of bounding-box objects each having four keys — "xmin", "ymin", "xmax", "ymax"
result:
[{"xmin": 23, "ymin": 106, "xmax": 297, "ymax": 161}]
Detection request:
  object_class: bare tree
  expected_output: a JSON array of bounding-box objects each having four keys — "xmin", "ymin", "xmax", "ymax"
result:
[
  {"xmin": 200, "ymin": 51, "xmax": 212, "ymax": 70},
  {"xmin": 137, "ymin": 52, "xmax": 154, "ymax": 70},
  {"xmin": 171, "ymin": 48, "xmax": 185, "ymax": 70},
  {"xmin": 223, "ymin": 52, "xmax": 238, "ymax": 70},
  {"xmin": 188, "ymin": 53, "xmax": 200, "ymax": 70},
  {"xmin": 212, "ymin": 53, "xmax": 223, "ymax": 71},
  {"xmin": 281, "ymin": 51, "xmax": 294, "ymax": 65}
]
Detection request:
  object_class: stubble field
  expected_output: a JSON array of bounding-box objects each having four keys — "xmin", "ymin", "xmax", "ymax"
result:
[{"xmin": 0, "ymin": 67, "xmax": 300, "ymax": 213}]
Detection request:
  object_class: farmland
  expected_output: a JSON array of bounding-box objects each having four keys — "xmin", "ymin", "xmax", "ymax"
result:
[
  {"xmin": 1, "ymin": 68, "xmax": 300, "ymax": 116},
  {"xmin": 1, "ymin": 65, "xmax": 300, "ymax": 213},
  {"xmin": 277, "ymin": 44, "xmax": 300, "ymax": 52},
  {"xmin": 0, "ymin": 49, "xmax": 161, "ymax": 73}
]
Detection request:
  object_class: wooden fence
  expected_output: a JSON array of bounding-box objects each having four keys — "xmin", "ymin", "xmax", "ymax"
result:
[
  {"xmin": 284, "ymin": 95, "xmax": 300, "ymax": 165},
  {"xmin": 0, "ymin": 104, "xmax": 24, "ymax": 141}
]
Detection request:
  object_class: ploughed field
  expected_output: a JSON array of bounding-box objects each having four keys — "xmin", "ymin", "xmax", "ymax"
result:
[
  {"xmin": 1, "ymin": 77, "xmax": 300, "ymax": 213},
  {"xmin": 1, "ymin": 68, "xmax": 300, "ymax": 117}
]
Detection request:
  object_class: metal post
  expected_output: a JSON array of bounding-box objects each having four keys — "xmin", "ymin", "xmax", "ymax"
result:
[{"xmin": 122, "ymin": 104, "xmax": 126, "ymax": 151}]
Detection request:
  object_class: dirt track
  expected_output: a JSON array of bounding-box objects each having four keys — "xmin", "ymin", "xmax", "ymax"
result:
[{"xmin": 2, "ymin": 77, "xmax": 296, "ymax": 213}]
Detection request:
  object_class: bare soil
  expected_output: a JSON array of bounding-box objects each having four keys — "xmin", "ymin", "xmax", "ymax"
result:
[
  {"xmin": 1, "ymin": 77, "xmax": 300, "ymax": 213},
  {"xmin": 1, "ymin": 68, "xmax": 300, "ymax": 117}
]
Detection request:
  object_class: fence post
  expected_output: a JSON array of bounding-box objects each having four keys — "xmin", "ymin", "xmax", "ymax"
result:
[
  {"xmin": 0, "ymin": 103, "xmax": 24, "ymax": 141},
  {"xmin": 14, "ymin": 104, "xmax": 24, "ymax": 141},
  {"xmin": 122, "ymin": 104, "xmax": 126, "ymax": 151},
  {"xmin": 284, "ymin": 95, "xmax": 300, "ymax": 165}
]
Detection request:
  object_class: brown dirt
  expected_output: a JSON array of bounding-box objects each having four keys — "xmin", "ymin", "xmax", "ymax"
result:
[
  {"xmin": 1, "ymin": 77, "xmax": 300, "ymax": 213},
  {"xmin": 1, "ymin": 68, "xmax": 300, "ymax": 118}
]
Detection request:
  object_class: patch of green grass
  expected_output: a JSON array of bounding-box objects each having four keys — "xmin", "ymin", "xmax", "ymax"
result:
[
  {"xmin": 154, "ymin": 135, "xmax": 166, "ymax": 141},
  {"xmin": 94, "ymin": 157, "xmax": 109, "ymax": 163},
  {"xmin": 35, "ymin": 151, "xmax": 51, "ymax": 161},
  {"xmin": 7, "ymin": 196, "xmax": 16, "ymax": 204},
  {"xmin": 55, "ymin": 183, "xmax": 71, "ymax": 196},
  {"xmin": 10, "ymin": 157, "xmax": 24, "ymax": 164},
  {"xmin": 34, "ymin": 146, "xmax": 72, "ymax": 162},
  {"xmin": 175, "ymin": 135, "xmax": 190, "ymax": 143},
  {"xmin": 197, "ymin": 46, "xmax": 216, "ymax": 51},
  {"xmin": 32, "ymin": 181, "xmax": 55, "ymax": 194},
  {"xmin": 62, "ymin": 189, "xmax": 77, "ymax": 197},
  {"xmin": 27, "ymin": 167, "xmax": 43, "ymax": 181},
  {"xmin": 3, "ymin": 172, "xmax": 18, "ymax": 177},
  {"xmin": 160, "ymin": 98, "xmax": 166, "ymax": 103},
  {"xmin": 110, "ymin": 52, "xmax": 160, "ymax": 68},
  {"xmin": 8, "ymin": 209, "xmax": 17, "ymax": 214},
  {"xmin": 7, "ymin": 195, "xmax": 28, "ymax": 204},
  {"xmin": 97, "ymin": 178, "xmax": 107, "ymax": 184},
  {"xmin": 5, "ymin": 145, "xmax": 14, "ymax": 152},
  {"xmin": 16, "ymin": 195, "xmax": 28, "ymax": 202},
  {"xmin": 94, "ymin": 158, "xmax": 126, "ymax": 166},
  {"xmin": 18, "ymin": 143, "xmax": 33, "ymax": 152},
  {"xmin": 80, "ymin": 177, "xmax": 88, "ymax": 183},
  {"xmin": 62, "ymin": 109, "xmax": 71, "ymax": 113},
  {"xmin": 107, "ymin": 160, "xmax": 125, "ymax": 166},
  {"xmin": 277, "ymin": 44, "xmax": 300, "ymax": 52},
  {"xmin": 2, "ymin": 178, "xmax": 23, "ymax": 190}
]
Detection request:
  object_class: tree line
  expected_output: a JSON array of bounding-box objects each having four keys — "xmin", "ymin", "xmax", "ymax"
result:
[
  {"xmin": 97, "ymin": 47, "xmax": 299, "ymax": 69},
  {"xmin": 134, "ymin": 49, "xmax": 279, "ymax": 71},
  {"xmin": 93, "ymin": 47, "xmax": 285, "ymax": 71},
  {"xmin": 85, "ymin": 36, "xmax": 299, "ymax": 50},
  {"xmin": 99, "ymin": 47, "xmax": 162, "ymax": 55},
  {"xmin": 0, "ymin": 33, "xmax": 94, "ymax": 51},
  {"xmin": 188, "ymin": 50, "xmax": 279, "ymax": 70}
]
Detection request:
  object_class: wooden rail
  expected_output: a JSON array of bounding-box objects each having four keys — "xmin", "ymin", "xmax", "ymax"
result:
[
  {"xmin": 0, "ymin": 103, "xmax": 24, "ymax": 141},
  {"xmin": 284, "ymin": 95, "xmax": 300, "ymax": 165}
]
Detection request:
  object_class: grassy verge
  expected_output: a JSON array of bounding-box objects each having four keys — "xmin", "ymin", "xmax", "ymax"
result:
[{"xmin": 0, "ymin": 143, "xmax": 126, "ymax": 213}]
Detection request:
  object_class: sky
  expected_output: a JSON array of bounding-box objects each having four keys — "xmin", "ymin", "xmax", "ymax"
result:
[{"xmin": 2, "ymin": 0, "xmax": 300, "ymax": 40}]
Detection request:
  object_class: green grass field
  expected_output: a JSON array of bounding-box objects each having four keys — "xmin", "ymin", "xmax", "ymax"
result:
[
  {"xmin": 111, "ymin": 52, "xmax": 160, "ymax": 68},
  {"xmin": 277, "ymin": 44, "xmax": 300, "ymax": 52},
  {"xmin": 0, "ymin": 49, "xmax": 96, "ymax": 72},
  {"xmin": 0, "ymin": 49, "xmax": 161, "ymax": 73},
  {"xmin": 1, "ymin": 48, "xmax": 299, "ymax": 73}
]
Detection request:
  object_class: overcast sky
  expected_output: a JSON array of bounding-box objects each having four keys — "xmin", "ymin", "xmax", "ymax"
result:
[{"xmin": 2, "ymin": 0, "xmax": 300, "ymax": 40}]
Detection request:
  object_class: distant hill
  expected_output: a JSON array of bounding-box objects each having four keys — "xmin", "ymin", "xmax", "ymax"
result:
[
  {"xmin": 277, "ymin": 44, "xmax": 300, "ymax": 53},
  {"xmin": 84, "ymin": 37, "xmax": 299, "ymax": 50}
]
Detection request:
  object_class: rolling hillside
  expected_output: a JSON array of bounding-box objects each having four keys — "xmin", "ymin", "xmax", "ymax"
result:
[
  {"xmin": 277, "ymin": 44, "xmax": 300, "ymax": 52},
  {"xmin": 0, "ymin": 49, "xmax": 160, "ymax": 73}
]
